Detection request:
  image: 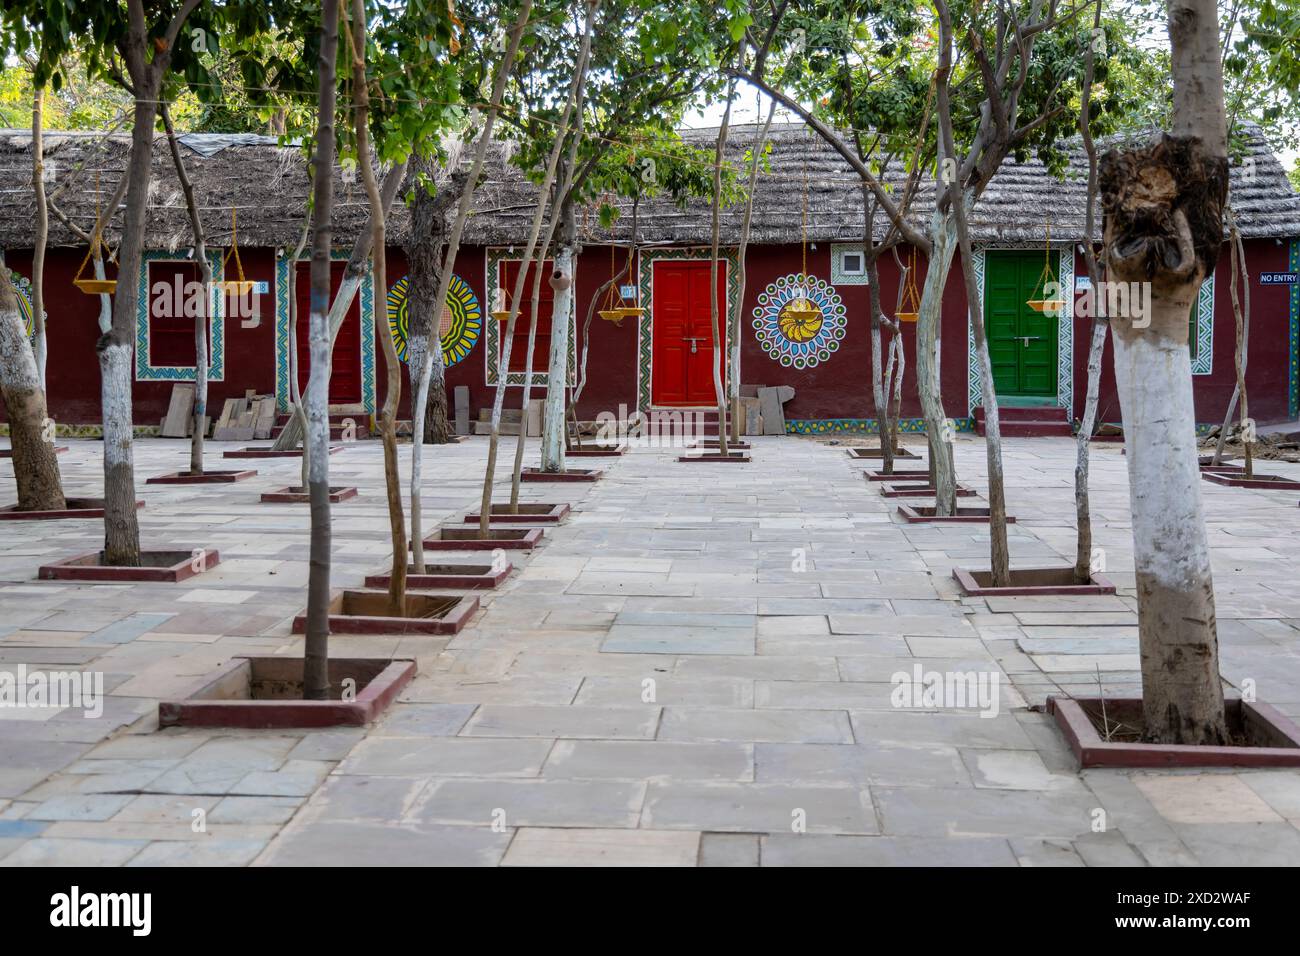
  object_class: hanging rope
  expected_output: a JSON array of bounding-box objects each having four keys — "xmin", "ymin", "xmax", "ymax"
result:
[{"xmin": 72, "ymin": 170, "xmax": 117, "ymax": 295}]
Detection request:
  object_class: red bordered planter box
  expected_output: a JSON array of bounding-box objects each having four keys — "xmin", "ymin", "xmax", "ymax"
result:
[{"xmin": 159, "ymin": 656, "xmax": 416, "ymax": 729}]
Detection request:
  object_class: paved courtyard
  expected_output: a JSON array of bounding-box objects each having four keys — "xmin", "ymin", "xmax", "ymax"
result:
[{"xmin": 2, "ymin": 433, "xmax": 1300, "ymax": 866}]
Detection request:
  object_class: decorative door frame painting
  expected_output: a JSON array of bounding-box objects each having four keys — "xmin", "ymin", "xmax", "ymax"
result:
[
  {"xmin": 274, "ymin": 252, "xmax": 376, "ymax": 414},
  {"xmin": 136, "ymin": 250, "xmax": 227, "ymax": 383},
  {"xmin": 637, "ymin": 246, "xmax": 740, "ymax": 414},
  {"xmin": 968, "ymin": 246, "xmax": 1074, "ymax": 417},
  {"xmin": 483, "ymin": 248, "xmax": 578, "ymax": 388}
]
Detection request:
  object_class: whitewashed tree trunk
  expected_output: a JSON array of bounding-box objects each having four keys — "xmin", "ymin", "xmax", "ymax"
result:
[
  {"xmin": 539, "ymin": 244, "xmax": 574, "ymax": 472},
  {"xmin": 1099, "ymin": 0, "xmax": 1230, "ymax": 744},
  {"xmin": 31, "ymin": 82, "xmax": 48, "ymax": 391},
  {"xmin": 303, "ymin": 0, "xmax": 341, "ymax": 700},
  {"xmin": 0, "ymin": 266, "xmax": 64, "ymax": 511},
  {"xmin": 915, "ymin": 208, "xmax": 958, "ymax": 514}
]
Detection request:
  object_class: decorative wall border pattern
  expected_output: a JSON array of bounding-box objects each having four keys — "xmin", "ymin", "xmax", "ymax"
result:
[
  {"xmin": 967, "ymin": 247, "xmax": 1073, "ymax": 417},
  {"xmin": 636, "ymin": 247, "xmax": 740, "ymax": 414},
  {"xmin": 1191, "ymin": 272, "xmax": 1215, "ymax": 375},
  {"xmin": 483, "ymin": 249, "xmax": 577, "ymax": 387},
  {"xmin": 274, "ymin": 254, "xmax": 375, "ymax": 413},
  {"xmin": 1290, "ymin": 238, "xmax": 1299, "ymax": 418},
  {"xmin": 136, "ymin": 250, "xmax": 225, "ymax": 382},
  {"xmin": 785, "ymin": 418, "xmax": 977, "ymax": 435}
]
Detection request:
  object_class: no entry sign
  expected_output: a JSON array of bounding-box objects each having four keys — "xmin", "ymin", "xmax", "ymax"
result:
[{"xmin": 1259, "ymin": 272, "xmax": 1299, "ymax": 284}]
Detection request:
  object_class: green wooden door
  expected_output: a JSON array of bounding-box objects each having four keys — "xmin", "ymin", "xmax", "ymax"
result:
[{"xmin": 985, "ymin": 250, "xmax": 1058, "ymax": 399}]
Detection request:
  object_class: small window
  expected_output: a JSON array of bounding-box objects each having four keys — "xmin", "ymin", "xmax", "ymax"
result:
[{"xmin": 831, "ymin": 244, "xmax": 869, "ymax": 285}]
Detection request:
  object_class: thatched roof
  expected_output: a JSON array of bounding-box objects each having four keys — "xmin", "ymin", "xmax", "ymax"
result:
[{"xmin": 0, "ymin": 121, "xmax": 1296, "ymax": 251}]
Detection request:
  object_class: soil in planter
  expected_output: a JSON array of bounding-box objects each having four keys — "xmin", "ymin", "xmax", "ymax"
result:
[
  {"xmin": 332, "ymin": 589, "xmax": 463, "ymax": 621},
  {"xmin": 847, "ymin": 447, "xmax": 922, "ymax": 459},
  {"xmin": 965, "ymin": 567, "xmax": 1097, "ymax": 588},
  {"xmin": 901, "ymin": 505, "xmax": 1016, "ymax": 523},
  {"xmin": 0, "ymin": 497, "xmax": 144, "ymax": 520},
  {"xmin": 260, "ymin": 485, "xmax": 358, "ymax": 503},
  {"xmin": 1201, "ymin": 471, "xmax": 1300, "ymax": 490},
  {"xmin": 248, "ymin": 658, "xmax": 394, "ymax": 700},
  {"xmin": 1077, "ymin": 698, "xmax": 1257, "ymax": 748},
  {"xmin": 366, "ymin": 563, "xmax": 507, "ymax": 589}
]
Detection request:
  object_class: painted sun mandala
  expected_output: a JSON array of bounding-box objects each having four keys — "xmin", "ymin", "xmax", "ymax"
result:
[
  {"xmin": 387, "ymin": 273, "xmax": 481, "ymax": 368},
  {"xmin": 751, "ymin": 273, "xmax": 846, "ymax": 369}
]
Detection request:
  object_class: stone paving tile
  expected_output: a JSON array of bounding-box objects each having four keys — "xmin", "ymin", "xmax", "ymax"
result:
[
  {"xmin": 1132, "ymin": 774, "xmax": 1284, "ymax": 824},
  {"xmin": 760, "ymin": 834, "xmax": 1017, "ymax": 866},
  {"xmin": 4, "ymin": 438, "xmax": 1300, "ymax": 865},
  {"xmin": 755, "ymin": 742, "xmax": 971, "ymax": 789},
  {"xmin": 849, "ymin": 711, "xmax": 1037, "ymax": 750},
  {"xmin": 501, "ymin": 827, "xmax": 700, "ymax": 866},
  {"xmin": 876, "ymin": 787, "xmax": 1097, "ymax": 838},
  {"xmin": 256, "ymin": 821, "xmax": 511, "ymax": 866},
  {"xmin": 542, "ymin": 740, "xmax": 753, "ymax": 782},
  {"xmin": 126, "ymin": 838, "xmax": 267, "ymax": 866},
  {"xmin": 642, "ymin": 782, "xmax": 877, "ymax": 834},
  {"xmin": 1, "ymin": 835, "xmax": 142, "ymax": 866},
  {"xmin": 659, "ymin": 707, "xmax": 854, "ymax": 744},
  {"xmin": 699, "ymin": 832, "xmax": 760, "ymax": 866},
  {"xmin": 461, "ymin": 705, "xmax": 659, "ymax": 739},
  {"xmin": 601, "ymin": 625, "xmax": 755, "ymax": 656},
  {"xmin": 338, "ymin": 737, "xmax": 554, "ymax": 777},
  {"xmin": 413, "ymin": 779, "xmax": 646, "ymax": 828},
  {"xmin": 576, "ymin": 675, "xmax": 751, "ymax": 707}
]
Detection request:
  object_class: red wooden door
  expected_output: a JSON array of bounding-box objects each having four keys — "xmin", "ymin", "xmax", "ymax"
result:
[
  {"xmin": 498, "ymin": 259, "xmax": 554, "ymax": 373},
  {"xmin": 652, "ymin": 260, "xmax": 727, "ymax": 406},
  {"xmin": 295, "ymin": 261, "xmax": 363, "ymax": 405}
]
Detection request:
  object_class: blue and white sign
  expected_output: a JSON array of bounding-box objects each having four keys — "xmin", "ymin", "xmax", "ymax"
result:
[{"xmin": 1260, "ymin": 272, "xmax": 1299, "ymax": 285}]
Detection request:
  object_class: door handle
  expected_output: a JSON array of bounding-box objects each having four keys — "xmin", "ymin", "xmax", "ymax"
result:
[
  {"xmin": 683, "ymin": 336, "xmax": 705, "ymax": 354},
  {"xmin": 1019, "ymin": 336, "xmax": 1043, "ymax": 347}
]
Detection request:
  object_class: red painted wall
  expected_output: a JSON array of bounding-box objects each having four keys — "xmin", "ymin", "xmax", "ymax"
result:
[
  {"xmin": 5, "ymin": 236, "xmax": 1295, "ymax": 428},
  {"xmin": 1069, "ymin": 238, "xmax": 1294, "ymax": 427}
]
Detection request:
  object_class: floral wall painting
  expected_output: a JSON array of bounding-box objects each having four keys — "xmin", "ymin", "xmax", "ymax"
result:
[
  {"xmin": 751, "ymin": 272, "xmax": 847, "ymax": 369},
  {"xmin": 387, "ymin": 272, "xmax": 482, "ymax": 368}
]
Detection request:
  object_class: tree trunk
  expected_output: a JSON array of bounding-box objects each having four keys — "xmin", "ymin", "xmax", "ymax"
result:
[
  {"xmin": 101, "ymin": 76, "xmax": 159, "ymax": 564},
  {"xmin": 539, "ymin": 240, "xmax": 575, "ymax": 473},
  {"xmin": 409, "ymin": 7, "xmax": 533, "ymax": 558},
  {"xmin": 350, "ymin": 0, "xmax": 406, "ymax": 615},
  {"xmin": 272, "ymin": 162, "xmax": 408, "ymax": 452},
  {"xmin": 303, "ymin": 0, "xmax": 341, "ymax": 701},
  {"xmin": 161, "ymin": 104, "xmax": 210, "ymax": 478},
  {"xmin": 537, "ymin": 4, "xmax": 598, "ymax": 473},
  {"xmin": 513, "ymin": 237, "xmax": 559, "ymax": 498},
  {"xmin": 475, "ymin": 1, "xmax": 574, "ymax": 536},
  {"xmin": 937, "ymin": 53, "xmax": 1010, "ymax": 586},
  {"xmin": 31, "ymin": 81, "xmax": 48, "ymax": 391},
  {"xmin": 0, "ymin": 266, "xmax": 64, "ymax": 511},
  {"xmin": 1100, "ymin": 4, "xmax": 1230, "ymax": 741},
  {"xmin": 915, "ymin": 208, "xmax": 959, "ymax": 514},
  {"xmin": 708, "ymin": 82, "xmax": 736, "ymax": 456},
  {"xmin": 1073, "ymin": 0, "xmax": 1108, "ymax": 584},
  {"xmin": 866, "ymin": 252, "xmax": 893, "ymax": 475},
  {"xmin": 731, "ymin": 102, "xmax": 776, "ymax": 444}
]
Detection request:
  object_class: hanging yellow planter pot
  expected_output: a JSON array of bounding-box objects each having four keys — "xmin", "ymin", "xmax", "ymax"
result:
[
  {"xmin": 491, "ymin": 309, "xmax": 513, "ymax": 324},
  {"xmin": 616, "ymin": 306, "xmax": 645, "ymax": 319},
  {"xmin": 597, "ymin": 309, "xmax": 626, "ymax": 326},
  {"xmin": 73, "ymin": 277, "xmax": 117, "ymax": 295},
  {"xmin": 895, "ymin": 311, "xmax": 919, "ymax": 323},
  {"xmin": 1026, "ymin": 298, "xmax": 1065, "ymax": 314}
]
